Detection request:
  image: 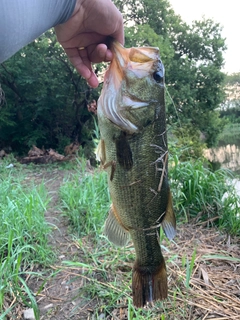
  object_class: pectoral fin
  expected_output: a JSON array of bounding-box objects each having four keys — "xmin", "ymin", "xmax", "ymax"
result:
[
  {"xmin": 96, "ymin": 139, "xmax": 106, "ymax": 164},
  {"xmin": 104, "ymin": 204, "xmax": 129, "ymax": 247},
  {"xmin": 161, "ymin": 189, "xmax": 176, "ymax": 240},
  {"xmin": 115, "ymin": 131, "xmax": 133, "ymax": 170}
]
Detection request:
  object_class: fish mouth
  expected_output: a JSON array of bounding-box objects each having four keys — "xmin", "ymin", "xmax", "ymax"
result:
[
  {"xmin": 110, "ymin": 40, "xmax": 159, "ymax": 64},
  {"xmin": 98, "ymin": 41, "xmax": 163, "ymax": 133},
  {"xmin": 109, "ymin": 41, "xmax": 160, "ymax": 82}
]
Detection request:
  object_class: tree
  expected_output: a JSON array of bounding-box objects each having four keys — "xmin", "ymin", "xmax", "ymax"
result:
[
  {"xmin": 1, "ymin": 1, "xmax": 227, "ymax": 155},
  {"xmin": 220, "ymin": 72, "xmax": 240, "ymax": 124},
  {"xmin": 0, "ymin": 31, "xmax": 100, "ymax": 156},
  {"xmin": 224, "ymin": 72, "xmax": 240, "ymax": 86},
  {"xmin": 115, "ymin": 0, "xmax": 226, "ymax": 147}
]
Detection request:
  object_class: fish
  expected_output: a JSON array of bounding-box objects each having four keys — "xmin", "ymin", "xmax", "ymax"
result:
[{"xmin": 97, "ymin": 40, "xmax": 176, "ymax": 308}]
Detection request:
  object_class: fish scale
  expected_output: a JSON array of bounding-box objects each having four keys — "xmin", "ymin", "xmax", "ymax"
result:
[{"xmin": 97, "ymin": 40, "xmax": 176, "ymax": 307}]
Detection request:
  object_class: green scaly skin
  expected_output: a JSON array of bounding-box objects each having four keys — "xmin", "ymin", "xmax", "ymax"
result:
[{"xmin": 97, "ymin": 41, "xmax": 175, "ymax": 307}]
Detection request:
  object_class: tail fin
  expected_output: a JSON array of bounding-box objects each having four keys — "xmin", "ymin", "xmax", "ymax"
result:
[{"xmin": 132, "ymin": 260, "xmax": 167, "ymax": 308}]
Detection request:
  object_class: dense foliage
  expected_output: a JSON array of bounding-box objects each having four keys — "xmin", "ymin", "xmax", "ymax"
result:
[
  {"xmin": 217, "ymin": 72, "xmax": 240, "ymax": 145},
  {"xmin": 220, "ymin": 72, "xmax": 240, "ymax": 122},
  {"xmin": 224, "ymin": 72, "xmax": 240, "ymax": 86},
  {"xmin": 0, "ymin": 31, "xmax": 100, "ymax": 155},
  {"xmin": 0, "ymin": 0, "xmax": 227, "ymax": 155},
  {"xmin": 115, "ymin": 0, "xmax": 227, "ymax": 147}
]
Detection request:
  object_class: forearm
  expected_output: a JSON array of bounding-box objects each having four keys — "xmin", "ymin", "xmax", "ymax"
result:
[{"xmin": 0, "ymin": 0, "xmax": 76, "ymax": 63}]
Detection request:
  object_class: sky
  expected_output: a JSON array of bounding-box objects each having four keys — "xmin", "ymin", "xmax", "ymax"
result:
[{"xmin": 169, "ymin": 0, "xmax": 239, "ymax": 74}]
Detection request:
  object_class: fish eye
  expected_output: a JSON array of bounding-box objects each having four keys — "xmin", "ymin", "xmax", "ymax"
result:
[{"xmin": 153, "ymin": 71, "xmax": 164, "ymax": 83}]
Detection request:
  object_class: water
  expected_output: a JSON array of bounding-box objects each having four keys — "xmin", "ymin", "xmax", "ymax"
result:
[
  {"xmin": 205, "ymin": 144, "xmax": 240, "ymax": 173},
  {"xmin": 205, "ymin": 144, "xmax": 240, "ymax": 196},
  {"xmin": 233, "ymin": 179, "xmax": 240, "ymax": 195}
]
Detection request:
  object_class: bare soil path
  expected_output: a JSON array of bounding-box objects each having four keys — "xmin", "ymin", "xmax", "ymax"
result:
[{"xmin": 26, "ymin": 167, "xmax": 94, "ymax": 320}]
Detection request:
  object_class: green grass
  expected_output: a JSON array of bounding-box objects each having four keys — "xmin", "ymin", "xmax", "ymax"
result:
[
  {"xmin": 169, "ymin": 155, "xmax": 240, "ymax": 235},
  {"xmin": 184, "ymin": 248, "xmax": 197, "ymax": 289},
  {"xmin": 59, "ymin": 161, "xmax": 110, "ymax": 237},
  {"xmin": 61, "ymin": 237, "xmax": 174, "ymax": 319},
  {"xmin": 58, "ymin": 155, "xmax": 240, "ymax": 318},
  {"xmin": 1, "ymin": 153, "xmax": 238, "ymax": 319},
  {"xmin": 59, "ymin": 162, "xmax": 174, "ymax": 318},
  {"xmin": 0, "ymin": 159, "xmax": 53, "ymax": 319}
]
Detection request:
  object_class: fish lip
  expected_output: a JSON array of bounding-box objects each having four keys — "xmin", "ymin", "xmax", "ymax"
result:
[
  {"xmin": 110, "ymin": 41, "xmax": 126, "ymax": 71},
  {"xmin": 110, "ymin": 40, "xmax": 160, "ymax": 66},
  {"xmin": 110, "ymin": 40, "xmax": 123, "ymax": 53}
]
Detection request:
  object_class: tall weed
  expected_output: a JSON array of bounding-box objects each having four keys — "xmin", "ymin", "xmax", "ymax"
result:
[
  {"xmin": 0, "ymin": 175, "xmax": 52, "ymax": 264},
  {"xmin": 169, "ymin": 155, "xmax": 240, "ymax": 234},
  {"xmin": 0, "ymin": 161, "xmax": 53, "ymax": 319},
  {"xmin": 59, "ymin": 163, "xmax": 110, "ymax": 236}
]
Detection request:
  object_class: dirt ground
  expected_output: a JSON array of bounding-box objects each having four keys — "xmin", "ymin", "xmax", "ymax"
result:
[
  {"xmin": 25, "ymin": 168, "xmax": 95, "ymax": 320},
  {"xmin": 9, "ymin": 166, "xmax": 240, "ymax": 320}
]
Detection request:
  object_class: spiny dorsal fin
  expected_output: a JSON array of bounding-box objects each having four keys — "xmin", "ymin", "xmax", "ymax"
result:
[
  {"xmin": 161, "ymin": 189, "xmax": 176, "ymax": 240},
  {"xmin": 104, "ymin": 204, "xmax": 129, "ymax": 247}
]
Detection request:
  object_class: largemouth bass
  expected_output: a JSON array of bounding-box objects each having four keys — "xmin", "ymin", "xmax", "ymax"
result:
[{"xmin": 97, "ymin": 41, "xmax": 176, "ymax": 308}]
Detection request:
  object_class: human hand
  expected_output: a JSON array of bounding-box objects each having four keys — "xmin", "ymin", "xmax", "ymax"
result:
[{"xmin": 55, "ymin": 0, "xmax": 124, "ymax": 88}]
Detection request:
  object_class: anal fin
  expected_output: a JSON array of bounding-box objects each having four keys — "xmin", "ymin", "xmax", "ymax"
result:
[
  {"xmin": 104, "ymin": 204, "xmax": 129, "ymax": 247},
  {"xmin": 162, "ymin": 188, "xmax": 176, "ymax": 240}
]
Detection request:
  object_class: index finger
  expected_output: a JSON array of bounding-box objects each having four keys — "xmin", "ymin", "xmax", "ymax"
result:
[{"xmin": 64, "ymin": 47, "xmax": 99, "ymax": 88}]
